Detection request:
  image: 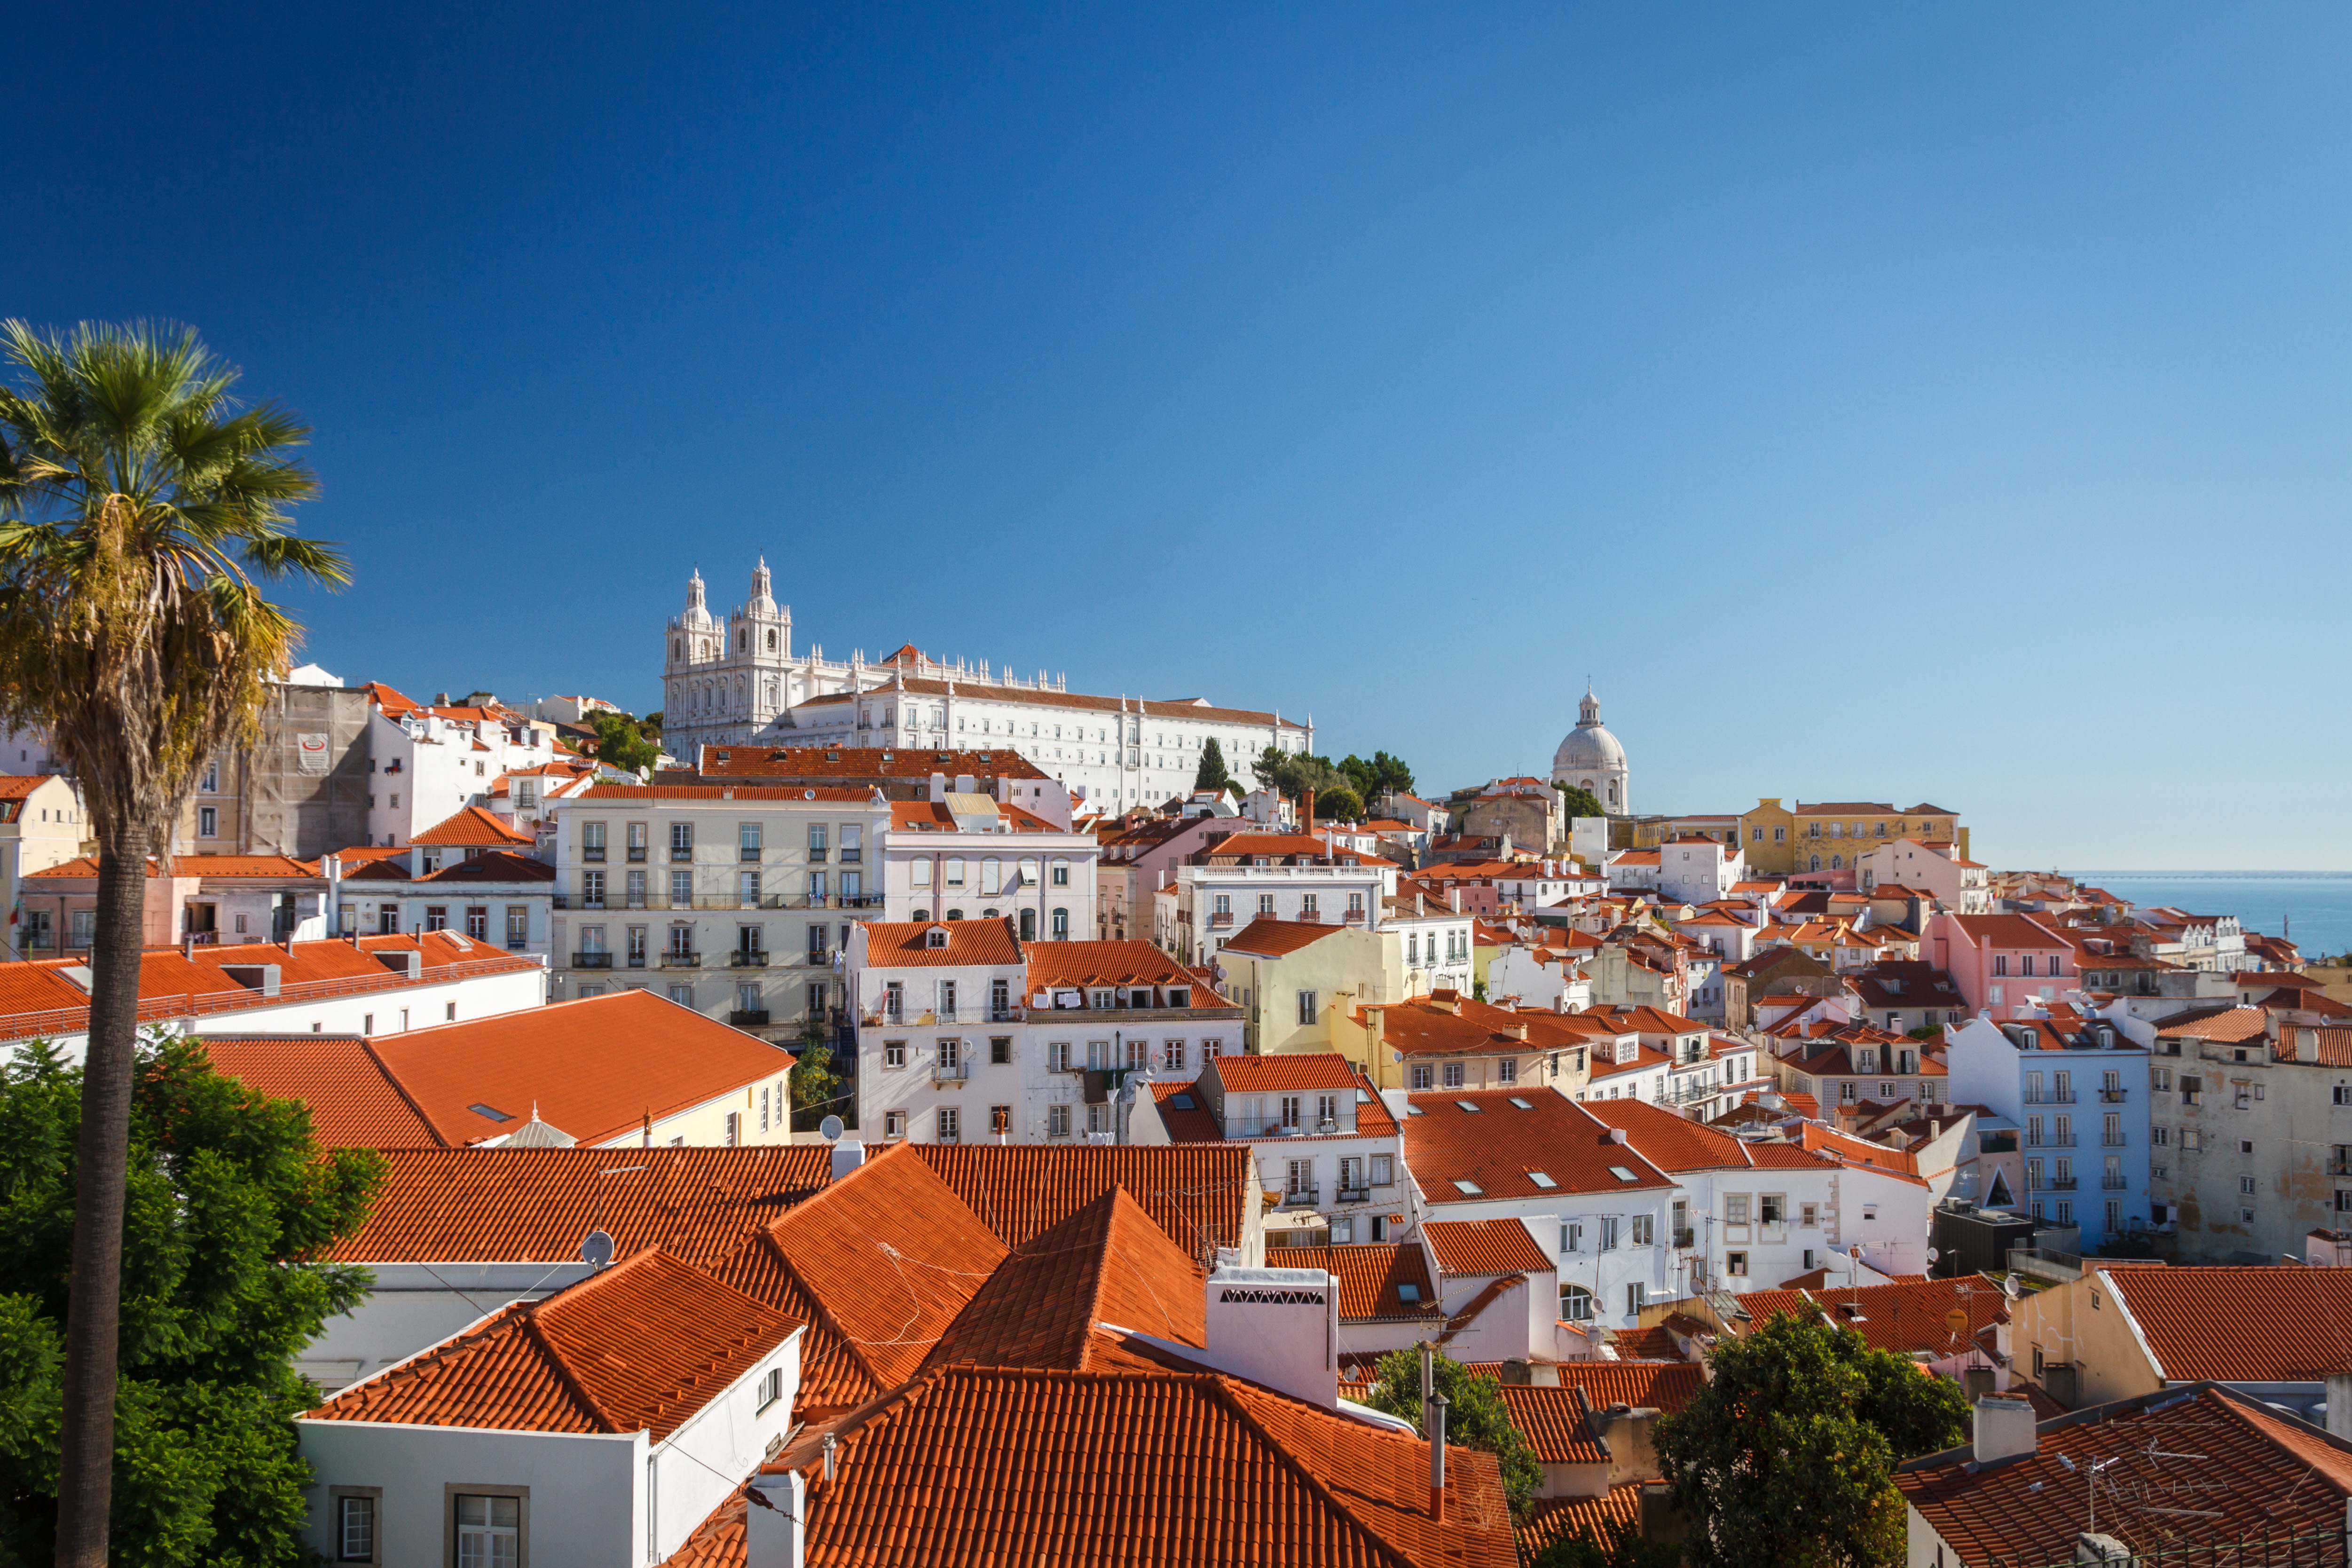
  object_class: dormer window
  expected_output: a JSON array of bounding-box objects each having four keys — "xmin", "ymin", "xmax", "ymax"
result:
[{"xmin": 924, "ymin": 927, "xmax": 949, "ymax": 949}]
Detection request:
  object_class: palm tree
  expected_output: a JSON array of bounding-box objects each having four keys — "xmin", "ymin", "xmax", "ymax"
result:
[{"xmin": 0, "ymin": 320, "xmax": 346, "ymax": 1567}]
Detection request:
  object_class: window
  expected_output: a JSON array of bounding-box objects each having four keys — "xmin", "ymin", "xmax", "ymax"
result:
[
  {"xmin": 1410, "ymin": 1064, "xmax": 1432, "ymax": 1090},
  {"xmin": 884, "ymin": 1109, "xmax": 906, "ymax": 1138},
  {"xmin": 757, "ymin": 1366, "xmax": 784, "ymax": 1412},
  {"xmin": 1163, "ymin": 1039, "xmax": 1186, "ymax": 1072},
  {"xmin": 425, "ymin": 905, "xmax": 449, "ymax": 932},
  {"xmin": 1498, "ymin": 1057, "xmax": 1518, "ymax": 1086},
  {"xmin": 740, "ymin": 822, "xmax": 762, "ymax": 860},
  {"xmin": 466, "ymin": 905, "xmax": 489, "ymax": 939},
  {"xmin": 197, "ymin": 805, "xmax": 217, "ymax": 838},
  {"xmin": 1626, "ymin": 1283, "xmax": 1646, "ymax": 1316},
  {"xmin": 333, "ymin": 1490, "xmax": 379, "ymax": 1563},
  {"xmin": 1631, "ymin": 1214, "xmax": 1654, "ymax": 1245},
  {"xmin": 884, "ymin": 1040, "xmax": 906, "ymax": 1069},
  {"xmin": 1050, "ymin": 1040, "xmax": 1072, "ymax": 1073},
  {"xmin": 1600, "ymin": 1216, "xmax": 1620, "ymax": 1250},
  {"xmin": 938, "ymin": 1106, "xmax": 960, "ymax": 1142},
  {"xmin": 1726, "ymin": 1251, "xmax": 1748, "ymax": 1277},
  {"xmin": 1560, "ymin": 1284, "xmax": 1595, "ymax": 1321},
  {"xmin": 671, "ymin": 822, "xmax": 694, "ymax": 860},
  {"xmin": 1759, "ymin": 1194, "xmax": 1784, "ymax": 1225},
  {"xmin": 1561, "ymin": 1221, "xmax": 1584, "ymax": 1253},
  {"xmin": 1442, "ymin": 1062, "xmax": 1465, "ymax": 1089},
  {"xmin": 991, "ymin": 1036, "xmax": 1011, "ymax": 1065},
  {"xmin": 454, "ymin": 1493, "xmax": 521, "ymax": 1568},
  {"xmin": 1051, "ymin": 858, "xmax": 1070, "ymax": 887},
  {"xmin": 1724, "ymin": 1194, "xmax": 1751, "ymax": 1225},
  {"xmin": 1048, "ymin": 1103, "xmax": 1072, "ymax": 1136},
  {"xmin": 1297, "ymin": 990, "xmax": 1318, "ymax": 1025}
]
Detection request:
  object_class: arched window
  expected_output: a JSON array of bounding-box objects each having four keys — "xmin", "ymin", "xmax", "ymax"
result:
[
  {"xmin": 945, "ymin": 908, "xmax": 963, "ymax": 922},
  {"xmin": 1808, "ymin": 855, "xmax": 1822, "ymax": 872},
  {"xmin": 1019, "ymin": 858, "xmax": 1039, "ymax": 890},
  {"xmin": 672, "ymin": 639, "xmax": 681, "ymax": 660},
  {"xmin": 1830, "ymin": 854, "xmax": 1842, "ymax": 870},
  {"xmin": 1018, "ymin": 908, "xmax": 1037, "ymax": 941},
  {"xmin": 944, "ymin": 857, "xmax": 966, "ymax": 889},
  {"xmin": 981, "ymin": 908, "xmax": 998, "ymax": 921},
  {"xmin": 1560, "ymin": 1284, "xmax": 1595, "ymax": 1322},
  {"xmin": 981, "ymin": 858, "xmax": 1002, "ymax": 895},
  {"xmin": 766, "ymin": 629, "xmax": 777, "ymax": 651},
  {"xmin": 1051, "ymin": 907, "xmax": 1069, "ymax": 940}
]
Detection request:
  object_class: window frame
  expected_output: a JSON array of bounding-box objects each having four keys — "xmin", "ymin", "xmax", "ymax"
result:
[
  {"xmin": 445, "ymin": 1483, "xmax": 528, "ymax": 1568},
  {"xmin": 330, "ymin": 1487, "xmax": 383, "ymax": 1565}
]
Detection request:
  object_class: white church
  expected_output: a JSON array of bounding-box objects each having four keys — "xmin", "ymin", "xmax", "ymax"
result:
[
  {"xmin": 659, "ymin": 559, "xmax": 1313, "ymax": 812},
  {"xmin": 1550, "ymin": 686, "xmax": 1630, "ymax": 815}
]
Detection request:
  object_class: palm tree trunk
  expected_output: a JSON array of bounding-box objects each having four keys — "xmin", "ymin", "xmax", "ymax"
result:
[{"xmin": 54, "ymin": 818, "xmax": 150, "ymax": 1568}]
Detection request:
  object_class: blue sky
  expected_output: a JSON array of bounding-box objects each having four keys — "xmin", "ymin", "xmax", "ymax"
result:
[{"xmin": 9, "ymin": 4, "xmax": 2349, "ymax": 869}]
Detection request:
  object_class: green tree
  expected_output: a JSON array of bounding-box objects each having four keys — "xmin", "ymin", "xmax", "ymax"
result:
[
  {"xmin": 1312, "ymin": 784, "xmax": 1363, "ymax": 822},
  {"xmin": 1337, "ymin": 751, "xmax": 1416, "ymax": 808},
  {"xmin": 1193, "ymin": 737, "xmax": 1235, "ymax": 796},
  {"xmin": 1532, "ymin": 1516, "xmax": 1683, "ymax": 1568},
  {"xmin": 1556, "ymin": 781, "xmax": 1604, "ymax": 819},
  {"xmin": 0, "ymin": 321, "xmax": 347, "ymax": 1565},
  {"xmin": 1361, "ymin": 1347, "xmax": 1541, "ymax": 1517},
  {"xmin": 790, "ymin": 1023, "xmax": 847, "ymax": 1128},
  {"xmin": 0, "ymin": 1035, "xmax": 383, "ymax": 1564},
  {"xmin": 588, "ymin": 709, "xmax": 663, "ymax": 775},
  {"xmin": 1651, "ymin": 1310, "xmax": 1968, "ymax": 1568}
]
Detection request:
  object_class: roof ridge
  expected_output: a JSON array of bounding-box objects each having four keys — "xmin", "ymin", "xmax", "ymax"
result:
[
  {"xmin": 1205, "ymin": 1375, "xmax": 1424, "ymax": 1568},
  {"xmin": 357, "ymin": 1033, "xmax": 456, "ymax": 1147}
]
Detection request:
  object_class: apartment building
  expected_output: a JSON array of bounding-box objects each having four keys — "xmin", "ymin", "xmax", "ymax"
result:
[
  {"xmin": 0, "ymin": 774, "xmax": 92, "ymax": 961},
  {"xmin": 845, "ymin": 919, "xmax": 1241, "ymax": 1145},
  {"xmin": 546, "ymin": 783, "xmax": 895, "ymax": 1045},
  {"xmin": 1944, "ymin": 1009, "xmax": 2152, "ymax": 1252},
  {"xmin": 1159, "ymin": 832, "xmax": 1393, "ymax": 965},
  {"xmin": 1927, "ymin": 911, "xmax": 2080, "ymax": 1021},
  {"xmin": 879, "ymin": 786, "xmax": 1097, "ymax": 938}
]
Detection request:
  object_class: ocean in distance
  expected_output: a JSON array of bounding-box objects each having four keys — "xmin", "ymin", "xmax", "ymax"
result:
[{"xmin": 2062, "ymin": 872, "xmax": 2352, "ymax": 962}]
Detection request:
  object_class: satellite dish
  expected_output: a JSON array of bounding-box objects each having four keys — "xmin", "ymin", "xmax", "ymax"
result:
[
  {"xmin": 804, "ymin": 788, "xmax": 816, "ymax": 800},
  {"xmin": 1926, "ymin": 1247, "xmax": 1941, "ymax": 1262},
  {"xmin": 580, "ymin": 1229, "xmax": 614, "ymax": 1269},
  {"xmin": 819, "ymin": 1115, "xmax": 845, "ymax": 1142}
]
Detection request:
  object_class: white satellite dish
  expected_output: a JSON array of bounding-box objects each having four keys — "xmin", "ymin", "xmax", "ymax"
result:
[
  {"xmin": 580, "ymin": 1229, "xmax": 614, "ymax": 1269},
  {"xmin": 819, "ymin": 1115, "xmax": 845, "ymax": 1142},
  {"xmin": 1926, "ymin": 1247, "xmax": 1941, "ymax": 1262}
]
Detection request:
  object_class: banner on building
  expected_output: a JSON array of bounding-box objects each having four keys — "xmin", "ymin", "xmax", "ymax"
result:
[{"xmin": 296, "ymin": 733, "xmax": 330, "ymax": 774}]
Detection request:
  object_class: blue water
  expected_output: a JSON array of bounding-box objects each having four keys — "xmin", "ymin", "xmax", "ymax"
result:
[{"xmin": 2063, "ymin": 873, "xmax": 2352, "ymax": 964}]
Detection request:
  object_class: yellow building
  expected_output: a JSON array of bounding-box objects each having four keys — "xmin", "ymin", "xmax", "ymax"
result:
[
  {"xmin": 1325, "ymin": 991, "xmax": 1597, "ymax": 1097},
  {"xmin": 1218, "ymin": 920, "xmax": 1399, "ymax": 1056},
  {"xmin": 1737, "ymin": 797, "xmax": 1967, "ymax": 875}
]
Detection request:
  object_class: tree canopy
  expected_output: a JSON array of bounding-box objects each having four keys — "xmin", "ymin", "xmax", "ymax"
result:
[
  {"xmin": 1650, "ymin": 1310, "xmax": 1969, "ymax": 1568},
  {"xmin": 1337, "ymin": 750, "xmax": 1414, "ymax": 804},
  {"xmin": 1555, "ymin": 781, "xmax": 1604, "ymax": 819},
  {"xmin": 1311, "ymin": 784, "xmax": 1363, "ymax": 822},
  {"xmin": 1193, "ymin": 737, "xmax": 1236, "ymax": 796},
  {"xmin": 1360, "ymin": 1347, "xmax": 1541, "ymax": 1517},
  {"xmin": 1531, "ymin": 1515, "xmax": 1683, "ymax": 1568},
  {"xmin": 588, "ymin": 708, "xmax": 663, "ymax": 775},
  {"xmin": 0, "ymin": 1035, "xmax": 384, "ymax": 1564}
]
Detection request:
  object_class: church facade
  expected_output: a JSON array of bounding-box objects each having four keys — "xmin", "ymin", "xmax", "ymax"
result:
[
  {"xmin": 660, "ymin": 560, "xmax": 1312, "ymax": 812},
  {"xmin": 1550, "ymin": 687, "xmax": 1630, "ymax": 816}
]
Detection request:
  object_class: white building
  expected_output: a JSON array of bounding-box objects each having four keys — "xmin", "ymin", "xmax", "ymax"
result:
[
  {"xmin": 1129, "ymin": 1051, "xmax": 1410, "ymax": 1245},
  {"xmin": 657, "ymin": 560, "xmax": 1313, "ymax": 812},
  {"xmin": 847, "ymin": 920, "xmax": 1242, "ymax": 1145},
  {"xmin": 1857, "ymin": 837, "xmax": 1991, "ymax": 914},
  {"xmin": 881, "ymin": 788, "xmax": 1097, "ymax": 940},
  {"xmin": 1657, "ymin": 836, "xmax": 1746, "ymax": 906},
  {"xmin": 366, "ymin": 701, "xmax": 567, "ymax": 848},
  {"xmin": 296, "ymin": 1248, "xmax": 804, "ymax": 1568},
  {"xmin": 1159, "ymin": 832, "xmax": 1393, "ymax": 966},
  {"xmin": 1551, "ymin": 687, "xmax": 1631, "ymax": 816},
  {"xmin": 546, "ymin": 782, "xmax": 896, "ymax": 1045}
]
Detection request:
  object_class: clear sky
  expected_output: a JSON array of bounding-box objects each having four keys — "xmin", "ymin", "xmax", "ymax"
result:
[{"xmin": 9, "ymin": 4, "xmax": 2349, "ymax": 870}]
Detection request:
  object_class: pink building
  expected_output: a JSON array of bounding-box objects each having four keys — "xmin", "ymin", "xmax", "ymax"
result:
[{"xmin": 1925, "ymin": 912, "xmax": 2076, "ymax": 1021}]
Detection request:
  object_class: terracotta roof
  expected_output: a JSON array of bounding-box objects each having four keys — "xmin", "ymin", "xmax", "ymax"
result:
[
  {"xmin": 921, "ymin": 1186, "xmax": 1204, "ymax": 1373},
  {"xmin": 1404, "ymin": 1091, "xmax": 1677, "ymax": 1201},
  {"xmin": 412, "ymin": 849, "xmax": 556, "ymax": 884},
  {"xmin": 763, "ymin": 1365, "xmax": 1518, "ymax": 1568},
  {"xmin": 1148, "ymin": 1080, "xmax": 1221, "ymax": 1142},
  {"xmin": 2104, "ymin": 1267, "xmax": 2352, "ymax": 1381},
  {"xmin": 410, "ymin": 804, "xmax": 537, "ymax": 846},
  {"xmin": 1422, "ymin": 1217, "xmax": 1552, "ymax": 1276},
  {"xmin": 1898, "ymin": 1385, "xmax": 2352, "ymax": 1562},
  {"xmin": 1515, "ymin": 1488, "xmax": 1644, "ymax": 1563},
  {"xmin": 29, "ymin": 852, "xmax": 321, "ymax": 880},
  {"xmin": 1025, "ymin": 940, "xmax": 1218, "ymax": 995},
  {"xmin": 199, "ymin": 1036, "xmax": 439, "ymax": 1146},
  {"xmin": 1219, "ymin": 916, "xmax": 1347, "ymax": 957},
  {"xmin": 1943, "ymin": 913, "xmax": 2070, "ymax": 950},
  {"xmin": 582, "ymin": 783, "xmax": 880, "ymax": 802},
  {"xmin": 692, "ymin": 744, "xmax": 1050, "ymax": 781},
  {"xmin": 218, "ymin": 991, "xmax": 789, "ymax": 1149},
  {"xmin": 1495, "ymin": 1383, "xmax": 1609, "ymax": 1464},
  {"xmin": 1798, "ymin": 1124, "xmax": 1929, "ymax": 1185},
  {"xmin": 0, "ymin": 774, "xmax": 61, "ymax": 800},
  {"xmin": 1270, "ymin": 1243, "xmax": 1439, "ymax": 1320},
  {"xmin": 1203, "ymin": 1051, "xmax": 1361, "ymax": 1094},
  {"xmin": 330, "ymin": 1145, "xmax": 831, "ymax": 1264},
  {"xmin": 1734, "ymin": 1276, "xmax": 2006, "ymax": 1357},
  {"xmin": 2153, "ymin": 1004, "xmax": 2270, "ymax": 1042},
  {"xmin": 305, "ymin": 1248, "xmax": 800, "ymax": 1438},
  {"xmin": 887, "ymin": 798, "xmax": 1060, "ymax": 832},
  {"xmin": 1609, "ymin": 1325, "xmax": 1684, "ymax": 1360},
  {"xmin": 912, "ymin": 1143, "xmax": 1254, "ymax": 1257}
]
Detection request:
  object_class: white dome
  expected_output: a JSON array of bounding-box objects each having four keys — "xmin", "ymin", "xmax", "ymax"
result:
[{"xmin": 1553, "ymin": 723, "xmax": 1625, "ymax": 775}]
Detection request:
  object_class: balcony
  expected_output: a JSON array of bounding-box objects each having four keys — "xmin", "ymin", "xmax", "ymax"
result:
[
  {"xmin": 1208, "ymin": 912, "xmax": 1235, "ymax": 929},
  {"xmin": 932, "ymin": 1060, "xmax": 971, "ymax": 1086},
  {"xmin": 572, "ymin": 952, "xmax": 614, "ymax": 969},
  {"xmin": 1337, "ymin": 1186, "xmax": 1371, "ymax": 1204},
  {"xmin": 860, "ymin": 1006, "xmax": 1029, "ymax": 1028},
  {"xmin": 670, "ymin": 848, "xmax": 693, "ymax": 863},
  {"xmin": 2100, "ymin": 1087, "xmax": 2128, "ymax": 1103},
  {"xmin": 740, "ymin": 847, "xmax": 763, "ymax": 863},
  {"xmin": 554, "ymin": 895, "xmax": 608, "ymax": 910},
  {"xmin": 839, "ymin": 850, "xmax": 862, "ymax": 865},
  {"xmin": 2330, "ymin": 1159, "xmax": 2352, "ymax": 1177},
  {"xmin": 507, "ymin": 938, "xmax": 528, "ymax": 952},
  {"xmin": 1343, "ymin": 907, "xmax": 1368, "ymax": 925},
  {"xmin": 2101, "ymin": 1175, "xmax": 2129, "ymax": 1190},
  {"xmin": 808, "ymin": 848, "xmax": 829, "ymax": 863},
  {"xmin": 583, "ymin": 846, "xmax": 606, "ymax": 862},
  {"xmin": 2035, "ymin": 1175, "xmax": 2079, "ymax": 1191},
  {"xmin": 2024, "ymin": 1092, "xmax": 2078, "ymax": 1105},
  {"xmin": 843, "ymin": 894, "xmax": 886, "ymax": 909},
  {"xmin": 2101, "ymin": 1134, "xmax": 2127, "ymax": 1148},
  {"xmin": 660, "ymin": 951, "xmax": 701, "ymax": 969},
  {"xmin": 730, "ymin": 950, "xmax": 770, "ymax": 968},
  {"xmin": 1281, "ymin": 1187, "xmax": 1320, "ymax": 1208},
  {"xmin": 627, "ymin": 846, "xmax": 647, "ymax": 862},
  {"xmin": 2025, "ymin": 1135, "xmax": 2077, "ymax": 1148},
  {"xmin": 728, "ymin": 1009, "xmax": 771, "ymax": 1027},
  {"xmin": 627, "ymin": 953, "xmax": 647, "ymax": 968}
]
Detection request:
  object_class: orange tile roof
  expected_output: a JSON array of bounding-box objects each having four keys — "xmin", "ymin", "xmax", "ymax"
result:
[
  {"xmin": 1609, "ymin": 1325, "xmax": 1684, "ymax": 1360},
  {"xmin": 887, "ymin": 797, "xmax": 1060, "ymax": 832},
  {"xmin": 1898, "ymin": 1385, "xmax": 2352, "ymax": 1562},
  {"xmin": 1734, "ymin": 1276, "xmax": 2006, "ymax": 1358},
  {"xmin": 1798, "ymin": 1124, "xmax": 1928, "ymax": 1186},
  {"xmin": 1219, "ymin": 916, "xmax": 1347, "ymax": 957},
  {"xmin": 1403, "ymin": 1091, "xmax": 1676, "ymax": 1200},
  {"xmin": 28, "ymin": 852, "xmax": 321, "ymax": 880},
  {"xmin": 412, "ymin": 849, "xmax": 555, "ymax": 884},
  {"xmin": 2154, "ymin": 1004, "xmax": 2270, "ymax": 1042},
  {"xmin": 583, "ymin": 783, "xmax": 880, "ymax": 802},
  {"xmin": 2104, "ymin": 1267, "xmax": 2352, "ymax": 1380},
  {"xmin": 409, "ymin": 804, "xmax": 537, "ymax": 846},
  {"xmin": 1025, "ymin": 940, "xmax": 1229, "ymax": 1000},
  {"xmin": 765, "ymin": 1365, "xmax": 1518, "ymax": 1568},
  {"xmin": 328, "ymin": 1145, "xmax": 833, "ymax": 1264},
  {"xmin": 1495, "ymin": 1383, "xmax": 1609, "ymax": 1464},
  {"xmin": 305, "ymin": 1248, "xmax": 800, "ymax": 1438},
  {"xmin": 921, "ymin": 1187, "xmax": 1204, "ymax": 1372},
  {"xmin": 199, "ymin": 1036, "xmax": 439, "ymax": 1146},
  {"xmin": 692, "ymin": 744, "xmax": 1050, "ymax": 781},
  {"xmin": 1422, "ymin": 1217, "xmax": 1552, "ymax": 1276},
  {"xmin": 1202, "ymin": 1051, "xmax": 1360, "ymax": 1094},
  {"xmin": 912, "ymin": 1143, "xmax": 1255, "ymax": 1257},
  {"xmin": 860, "ymin": 917, "xmax": 1023, "ymax": 967},
  {"xmin": 1515, "ymin": 1487, "xmax": 1644, "ymax": 1562},
  {"xmin": 1550, "ymin": 1359, "xmax": 1705, "ymax": 1411},
  {"xmin": 1271, "ymin": 1243, "xmax": 1440, "ymax": 1320},
  {"xmin": 270, "ymin": 990, "xmax": 791, "ymax": 1148}
]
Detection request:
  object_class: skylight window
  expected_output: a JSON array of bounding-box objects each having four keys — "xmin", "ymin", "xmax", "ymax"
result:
[
  {"xmin": 1609, "ymin": 1165, "xmax": 1639, "ymax": 1182},
  {"xmin": 1455, "ymin": 1100, "xmax": 1481, "ymax": 1112},
  {"xmin": 1509, "ymin": 1096, "xmax": 1534, "ymax": 1109},
  {"xmin": 468, "ymin": 1103, "xmax": 515, "ymax": 1123},
  {"xmin": 1528, "ymin": 1172, "xmax": 1558, "ymax": 1189},
  {"xmin": 1406, "ymin": 1105, "xmax": 1424, "ymax": 1116},
  {"xmin": 1171, "ymin": 1094, "xmax": 1195, "ymax": 1110},
  {"xmin": 1396, "ymin": 1284, "xmax": 1421, "ymax": 1303},
  {"xmin": 1452, "ymin": 1179, "xmax": 1483, "ymax": 1196}
]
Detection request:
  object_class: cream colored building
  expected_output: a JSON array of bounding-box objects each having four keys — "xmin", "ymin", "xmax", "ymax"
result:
[{"xmin": 0, "ymin": 775, "xmax": 93, "ymax": 961}]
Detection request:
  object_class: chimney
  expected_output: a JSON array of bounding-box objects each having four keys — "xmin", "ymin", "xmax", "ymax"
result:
[
  {"xmin": 1971, "ymin": 1394, "xmax": 2036, "ymax": 1465},
  {"xmin": 955, "ymin": 774, "xmax": 976, "ymax": 795},
  {"xmin": 1201, "ymin": 1261, "xmax": 1338, "ymax": 1408},
  {"xmin": 1302, "ymin": 788, "xmax": 1315, "ymax": 831},
  {"xmin": 742, "ymin": 1469, "xmax": 806, "ymax": 1568},
  {"xmin": 1428, "ymin": 1388, "xmax": 1449, "ymax": 1520},
  {"xmin": 1449, "ymin": 887, "xmax": 1462, "ymax": 914},
  {"xmin": 2299, "ymin": 1027, "xmax": 2320, "ymax": 1064},
  {"xmin": 929, "ymin": 772, "xmax": 946, "ymax": 803},
  {"xmin": 1597, "ymin": 1404, "xmax": 1663, "ymax": 1485},
  {"xmin": 828, "ymin": 1139, "xmax": 865, "ymax": 1183}
]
